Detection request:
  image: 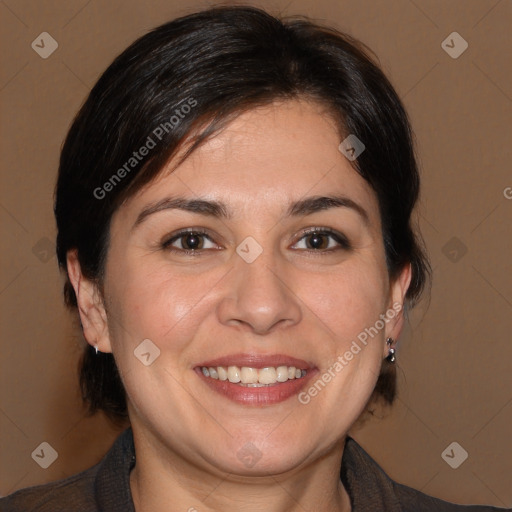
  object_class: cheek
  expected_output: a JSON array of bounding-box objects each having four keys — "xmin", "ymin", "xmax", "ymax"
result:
[
  {"xmin": 106, "ymin": 257, "xmax": 219, "ymax": 357},
  {"xmin": 297, "ymin": 258, "xmax": 388, "ymax": 351},
  {"xmin": 290, "ymin": 261, "xmax": 388, "ymax": 424}
]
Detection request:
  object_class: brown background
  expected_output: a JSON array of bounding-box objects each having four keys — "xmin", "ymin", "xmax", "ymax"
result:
[{"xmin": 0, "ymin": 0, "xmax": 511, "ymax": 507}]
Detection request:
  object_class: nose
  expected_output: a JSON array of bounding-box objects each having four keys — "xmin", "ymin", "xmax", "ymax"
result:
[{"xmin": 216, "ymin": 246, "xmax": 302, "ymax": 335}]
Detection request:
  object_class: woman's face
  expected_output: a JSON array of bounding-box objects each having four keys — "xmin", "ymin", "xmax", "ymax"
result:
[{"xmin": 74, "ymin": 99, "xmax": 409, "ymax": 476}]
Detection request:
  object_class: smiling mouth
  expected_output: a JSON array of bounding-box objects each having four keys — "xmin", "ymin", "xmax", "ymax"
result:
[
  {"xmin": 195, "ymin": 354, "xmax": 315, "ymax": 405},
  {"xmin": 200, "ymin": 365, "xmax": 307, "ymax": 386}
]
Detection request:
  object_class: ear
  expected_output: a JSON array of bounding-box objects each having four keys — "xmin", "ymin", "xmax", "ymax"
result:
[
  {"xmin": 383, "ymin": 262, "xmax": 412, "ymax": 357},
  {"xmin": 66, "ymin": 249, "xmax": 112, "ymax": 353}
]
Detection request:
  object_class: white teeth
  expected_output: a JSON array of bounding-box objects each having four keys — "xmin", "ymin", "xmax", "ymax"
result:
[
  {"xmin": 259, "ymin": 367, "xmax": 277, "ymax": 384},
  {"xmin": 227, "ymin": 366, "xmax": 241, "ymax": 383},
  {"xmin": 240, "ymin": 367, "xmax": 258, "ymax": 384},
  {"xmin": 276, "ymin": 366, "xmax": 288, "ymax": 382},
  {"xmin": 200, "ymin": 365, "xmax": 307, "ymax": 385}
]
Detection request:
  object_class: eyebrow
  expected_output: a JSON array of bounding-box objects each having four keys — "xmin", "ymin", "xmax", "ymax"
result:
[{"xmin": 132, "ymin": 194, "xmax": 370, "ymax": 229}]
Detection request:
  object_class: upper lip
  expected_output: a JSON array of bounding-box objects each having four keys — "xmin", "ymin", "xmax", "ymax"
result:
[{"xmin": 196, "ymin": 353, "xmax": 315, "ymax": 369}]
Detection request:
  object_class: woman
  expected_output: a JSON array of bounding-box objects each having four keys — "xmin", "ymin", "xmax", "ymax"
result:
[{"xmin": 1, "ymin": 5, "xmax": 507, "ymax": 512}]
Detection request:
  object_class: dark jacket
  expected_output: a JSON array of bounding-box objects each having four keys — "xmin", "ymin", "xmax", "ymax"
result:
[{"xmin": 1, "ymin": 428, "xmax": 508, "ymax": 511}]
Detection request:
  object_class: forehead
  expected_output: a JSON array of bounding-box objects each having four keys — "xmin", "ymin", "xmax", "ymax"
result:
[{"xmin": 119, "ymin": 99, "xmax": 380, "ymax": 226}]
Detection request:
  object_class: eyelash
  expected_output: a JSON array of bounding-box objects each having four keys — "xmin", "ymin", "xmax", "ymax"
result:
[{"xmin": 161, "ymin": 227, "xmax": 351, "ymax": 257}]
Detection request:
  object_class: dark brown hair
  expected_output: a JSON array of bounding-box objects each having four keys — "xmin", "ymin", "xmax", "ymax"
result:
[{"xmin": 54, "ymin": 5, "xmax": 431, "ymax": 423}]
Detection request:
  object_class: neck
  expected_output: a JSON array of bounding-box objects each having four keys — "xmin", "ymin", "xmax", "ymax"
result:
[{"xmin": 129, "ymin": 428, "xmax": 352, "ymax": 512}]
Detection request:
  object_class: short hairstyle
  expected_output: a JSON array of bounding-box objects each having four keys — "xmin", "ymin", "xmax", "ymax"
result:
[{"xmin": 54, "ymin": 5, "xmax": 431, "ymax": 424}]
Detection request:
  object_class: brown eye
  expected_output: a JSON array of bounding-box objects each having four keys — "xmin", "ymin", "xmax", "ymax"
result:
[
  {"xmin": 305, "ymin": 232, "xmax": 330, "ymax": 250},
  {"xmin": 162, "ymin": 229, "xmax": 217, "ymax": 254},
  {"xmin": 178, "ymin": 232, "xmax": 204, "ymax": 250},
  {"xmin": 293, "ymin": 228, "xmax": 351, "ymax": 252}
]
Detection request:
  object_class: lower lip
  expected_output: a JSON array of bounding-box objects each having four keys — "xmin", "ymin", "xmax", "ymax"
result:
[{"xmin": 195, "ymin": 368, "xmax": 317, "ymax": 406}]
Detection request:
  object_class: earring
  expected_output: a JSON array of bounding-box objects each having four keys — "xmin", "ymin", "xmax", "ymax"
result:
[
  {"xmin": 386, "ymin": 337, "xmax": 395, "ymax": 363},
  {"xmin": 94, "ymin": 345, "xmax": 99, "ymax": 355}
]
